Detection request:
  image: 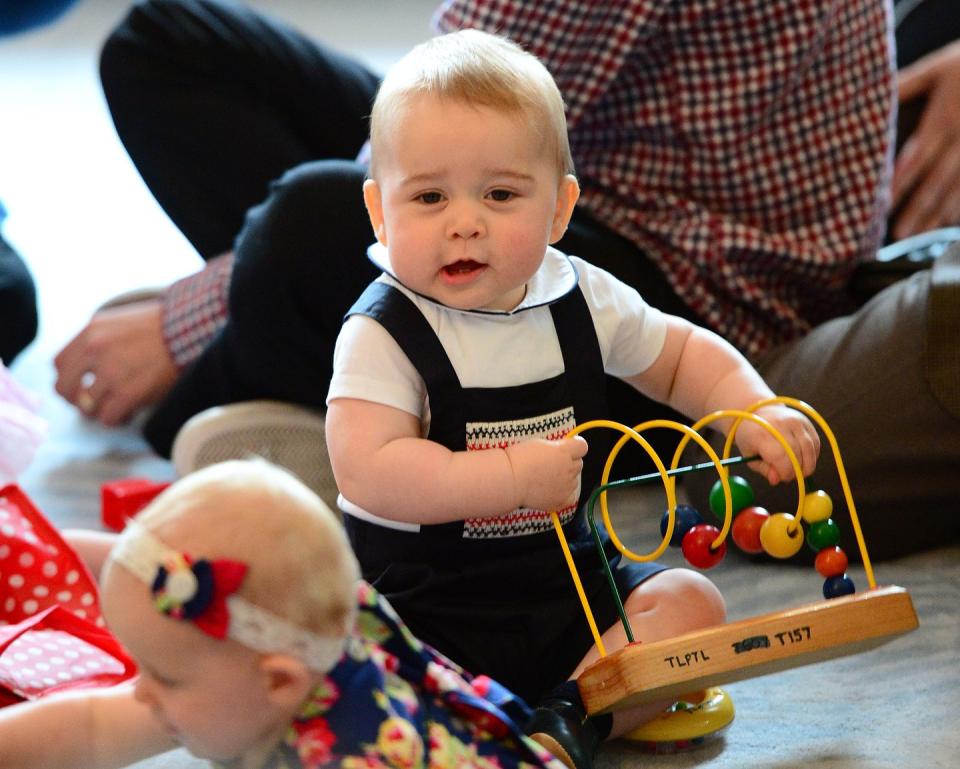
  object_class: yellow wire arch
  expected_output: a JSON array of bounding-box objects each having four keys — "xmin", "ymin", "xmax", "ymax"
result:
[{"xmin": 548, "ymin": 397, "xmax": 875, "ymax": 657}]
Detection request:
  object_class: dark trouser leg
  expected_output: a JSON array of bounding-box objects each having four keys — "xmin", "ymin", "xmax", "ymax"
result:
[
  {"xmin": 99, "ymin": 0, "xmax": 379, "ymax": 258},
  {"xmin": 143, "ymin": 160, "xmax": 379, "ymax": 455},
  {"xmin": 0, "ymin": 221, "xmax": 38, "ymax": 365}
]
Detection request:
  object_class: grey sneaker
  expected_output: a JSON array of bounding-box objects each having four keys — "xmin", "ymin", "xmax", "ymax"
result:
[{"xmin": 171, "ymin": 401, "xmax": 339, "ymax": 514}]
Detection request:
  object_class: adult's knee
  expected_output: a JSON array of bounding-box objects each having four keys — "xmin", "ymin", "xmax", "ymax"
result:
[
  {"xmin": 233, "ymin": 160, "xmax": 371, "ymax": 280},
  {"xmin": 0, "ymin": 251, "xmax": 38, "ymax": 364},
  {"xmin": 100, "ymin": 0, "xmax": 209, "ymax": 102},
  {"xmin": 228, "ymin": 160, "xmax": 375, "ymax": 362}
]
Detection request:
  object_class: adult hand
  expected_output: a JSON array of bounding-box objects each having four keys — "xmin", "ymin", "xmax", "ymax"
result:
[
  {"xmin": 891, "ymin": 41, "xmax": 960, "ymax": 239},
  {"xmin": 54, "ymin": 300, "xmax": 179, "ymax": 426}
]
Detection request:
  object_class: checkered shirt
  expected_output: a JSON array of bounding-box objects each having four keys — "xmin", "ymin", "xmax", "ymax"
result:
[
  {"xmin": 435, "ymin": 0, "xmax": 896, "ymax": 360},
  {"xmin": 161, "ymin": 252, "xmax": 233, "ymax": 368},
  {"xmin": 160, "ymin": 0, "xmax": 896, "ymax": 367}
]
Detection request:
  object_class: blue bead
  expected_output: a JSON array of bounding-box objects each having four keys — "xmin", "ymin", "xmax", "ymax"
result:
[
  {"xmin": 660, "ymin": 504, "xmax": 704, "ymax": 547},
  {"xmin": 822, "ymin": 574, "xmax": 856, "ymax": 599}
]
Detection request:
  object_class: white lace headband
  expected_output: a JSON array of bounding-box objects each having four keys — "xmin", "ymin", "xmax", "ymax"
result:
[{"xmin": 111, "ymin": 521, "xmax": 346, "ymax": 673}]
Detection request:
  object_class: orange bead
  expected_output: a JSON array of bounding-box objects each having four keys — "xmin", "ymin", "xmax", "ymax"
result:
[
  {"xmin": 759, "ymin": 513, "xmax": 804, "ymax": 559},
  {"xmin": 814, "ymin": 546, "xmax": 848, "ymax": 577}
]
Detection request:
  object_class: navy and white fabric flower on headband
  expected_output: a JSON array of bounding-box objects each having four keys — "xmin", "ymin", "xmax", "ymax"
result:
[{"xmin": 150, "ymin": 552, "xmax": 247, "ymax": 639}]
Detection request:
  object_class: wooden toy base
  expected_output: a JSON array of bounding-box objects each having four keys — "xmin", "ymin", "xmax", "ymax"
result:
[{"xmin": 578, "ymin": 585, "xmax": 918, "ymax": 715}]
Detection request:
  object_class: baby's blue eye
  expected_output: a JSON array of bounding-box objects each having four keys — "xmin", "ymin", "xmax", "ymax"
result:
[
  {"xmin": 488, "ymin": 189, "xmax": 514, "ymax": 202},
  {"xmin": 417, "ymin": 192, "xmax": 443, "ymax": 204}
]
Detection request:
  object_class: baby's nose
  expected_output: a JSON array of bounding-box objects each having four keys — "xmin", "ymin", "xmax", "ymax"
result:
[{"xmin": 446, "ymin": 203, "xmax": 485, "ymax": 239}]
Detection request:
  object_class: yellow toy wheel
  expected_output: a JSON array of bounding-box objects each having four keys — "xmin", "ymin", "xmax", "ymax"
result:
[{"xmin": 621, "ymin": 687, "xmax": 735, "ymax": 752}]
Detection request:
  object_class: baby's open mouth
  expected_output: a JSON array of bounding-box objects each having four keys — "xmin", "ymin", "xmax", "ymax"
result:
[{"xmin": 442, "ymin": 260, "xmax": 484, "ymax": 276}]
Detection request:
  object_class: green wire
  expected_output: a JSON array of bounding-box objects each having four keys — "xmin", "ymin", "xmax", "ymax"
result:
[{"xmin": 585, "ymin": 454, "xmax": 757, "ymax": 643}]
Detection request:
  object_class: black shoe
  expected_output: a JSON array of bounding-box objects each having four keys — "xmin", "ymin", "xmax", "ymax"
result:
[{"xmin": 526, "ymin": 699, "xmax": 600, "ymax": 769}]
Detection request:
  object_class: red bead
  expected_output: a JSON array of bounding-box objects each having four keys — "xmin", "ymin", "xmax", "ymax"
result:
[
  {"xmin": 814, "ymin": 546, "xmax": 848, "ymax": 577},
  {"xmin": 731, "ymin": 506, "xmax": 770, "ymax": 554},
  {"xmin": 681, "ymin": 524, "xmax": 727, "ymax": 569}
]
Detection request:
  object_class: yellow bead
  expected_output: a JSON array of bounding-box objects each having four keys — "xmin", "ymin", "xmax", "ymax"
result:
[
  {"xmin": 800, "ymin": 490, "xmax": 833, "ymax": 524},
  {"xmin": 759, "ymin": 513, "xmax": 805, "ymax": 558}
]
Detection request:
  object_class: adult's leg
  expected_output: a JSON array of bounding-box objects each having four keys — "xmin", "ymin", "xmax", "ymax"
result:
[
  {"xmin": 0, "ymin": 208, "xmax": 38, "ymax": 364},
  {"xmin": 143, "ymin": 160, "xmax": 379, "ymax": 455},
  {"xmin": 688, "ymin": 244, "xmax": 960, "ymax": 560},
  {"xmin": 100, "ymin": 0, "xmax": 379, "ymax": 258}
]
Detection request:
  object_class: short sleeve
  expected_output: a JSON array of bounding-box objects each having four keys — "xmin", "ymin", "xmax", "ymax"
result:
[
  {"xmin": 327, "ymin": 315, "xmax": 427, "ymax": 419},
  {"xmin": 573, "ymin": 257, "xmax": 668, "ymax": 378}
]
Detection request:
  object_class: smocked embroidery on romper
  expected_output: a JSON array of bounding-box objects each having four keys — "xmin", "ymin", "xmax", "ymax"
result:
[{"xmin": 463, "ymin": 408, "xmax": 577, "ymax": 538}]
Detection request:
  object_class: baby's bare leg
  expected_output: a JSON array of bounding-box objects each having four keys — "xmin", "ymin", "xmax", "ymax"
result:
[{"xmin": 571, "ymin": 569, "xmax": 726, "ymax": 736}]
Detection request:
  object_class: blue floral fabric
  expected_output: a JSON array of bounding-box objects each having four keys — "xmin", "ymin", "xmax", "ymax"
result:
[{"xmin": 240, "ymin": 582, "xmax": 566, "ymax": 769}]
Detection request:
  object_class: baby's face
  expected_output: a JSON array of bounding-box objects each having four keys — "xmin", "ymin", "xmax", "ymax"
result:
[
  {"xmin": 365, "ymin": 93, "xmax": 578, "ymax": 311},
  {"xmin": 101, "ymin": 565, "xmax": 285, "ymax": 764}
]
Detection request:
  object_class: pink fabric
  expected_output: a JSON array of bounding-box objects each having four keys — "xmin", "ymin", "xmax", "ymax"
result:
[{"xmin": 0, "ymin": 364, "xmax": 45, "ymax": 483}]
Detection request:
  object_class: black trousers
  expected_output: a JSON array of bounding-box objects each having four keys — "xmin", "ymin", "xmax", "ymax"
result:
[{"xmin": 0, "ymin": 220, "xmax": 37, "ymax": 365}]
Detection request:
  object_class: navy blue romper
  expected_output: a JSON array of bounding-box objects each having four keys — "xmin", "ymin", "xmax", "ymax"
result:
[{"xmin": 344, "ymin": 280, "xmax": 666, "ymax": 705}]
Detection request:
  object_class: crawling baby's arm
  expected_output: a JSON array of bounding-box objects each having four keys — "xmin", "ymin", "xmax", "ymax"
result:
[{"xmin": 0, "ymin": 683, "xmax": 174, "ymax": 769}]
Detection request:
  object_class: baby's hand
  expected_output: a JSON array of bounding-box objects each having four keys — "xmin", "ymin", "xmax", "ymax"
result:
[
  {"xmin": 505, "ymin": 436, "xmax": 588, "ymax": 511},
  {"xmin": 734, "ymin": 404, "xmax": 820, "ymax": 485}
]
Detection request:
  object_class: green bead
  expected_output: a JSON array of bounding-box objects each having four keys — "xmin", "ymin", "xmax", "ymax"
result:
[
  {"xmin": 708, "ymin": 475, "xmax": 755, "ymax": 519},
  {"xmin": 806, "ymin": 518, "xmax": 841, "ymax": 552}
]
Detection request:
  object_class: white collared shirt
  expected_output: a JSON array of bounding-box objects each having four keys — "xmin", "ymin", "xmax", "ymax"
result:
[{"xmin": 327, "ymin": 245, "xmax": 667, "ymax": 424}]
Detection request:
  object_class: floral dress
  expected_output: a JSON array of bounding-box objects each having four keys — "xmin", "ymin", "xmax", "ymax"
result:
[{"xmin": 239, "ymin": 582, "xmax": 566, "ymax": 769}]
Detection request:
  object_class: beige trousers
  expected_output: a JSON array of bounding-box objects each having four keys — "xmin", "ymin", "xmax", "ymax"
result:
[{"xmin": 686, "ymin": 243, "xmax": 960, "ymax": 560}]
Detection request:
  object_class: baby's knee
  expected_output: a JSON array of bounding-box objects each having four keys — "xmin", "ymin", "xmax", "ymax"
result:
[{"xmin": 632, "ymin": 568, "xmax": 727, "ymax": 629}]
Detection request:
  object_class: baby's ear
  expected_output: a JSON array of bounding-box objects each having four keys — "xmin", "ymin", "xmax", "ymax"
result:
[
  {"xmin": 549, "ymin": 174, "xmax": 580, "ymax": 243},
  {"xmin": 259, "ymin": 655, "xmax": 314, "ymax": 709},
  {"xmin": 363, "ymin": 179, "xmax": 388, "ymax": 245}
]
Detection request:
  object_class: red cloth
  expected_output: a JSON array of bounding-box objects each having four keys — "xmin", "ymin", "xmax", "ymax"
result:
[{"xmin": 0, "ymin": 485, "xmax": 137, "ymax": 705}]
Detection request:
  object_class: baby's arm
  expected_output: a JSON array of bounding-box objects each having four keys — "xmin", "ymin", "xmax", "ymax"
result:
[
  {"xmin": 0, "ymin": 683, "xmax": 175, "ymax": 769},
  {"xmin": 625, "ymin": 315, "xmax": 819, "ymax": 484},
  {"xmin": 326, "ymin": 397, "xmax": 587, "ymax": 523}
]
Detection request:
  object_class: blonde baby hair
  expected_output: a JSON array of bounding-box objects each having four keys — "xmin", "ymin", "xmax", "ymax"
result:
[
  {"xmin": 114, "ymin": 459, "xmax": 359, "ymax": 641},
  {"xmin": 369, "ymin": 28, "xmax": 574, "ymax": 178}
]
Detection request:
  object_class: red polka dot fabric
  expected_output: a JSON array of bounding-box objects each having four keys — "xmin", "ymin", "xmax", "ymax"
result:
[
  {"xmin": 0, "ymin": 484, "xmax": 136, "ymax": 705},
  {"xmin": 0, "ymin": 485, "xmax": 101, "ymax": 626}
]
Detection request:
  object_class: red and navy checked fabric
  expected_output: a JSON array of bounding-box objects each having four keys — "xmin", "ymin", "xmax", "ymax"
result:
[
  {"xmin": 161, "ymin": 252, "xmax": 233, "ymax": 369},
  {"xmin": 435, "ymin": 0, "xmax": 896, "ymax": 360}
]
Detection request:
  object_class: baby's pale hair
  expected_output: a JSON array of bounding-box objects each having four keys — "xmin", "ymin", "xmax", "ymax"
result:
[
  {"xmin": 369, "ymin": 28, "xmax": 574, "ymax": 178},
  {"xmin": 119, "ymin": 459, "xmax": 359, "ymax": 639}
]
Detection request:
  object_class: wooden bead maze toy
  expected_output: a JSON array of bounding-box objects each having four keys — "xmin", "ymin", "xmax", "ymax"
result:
[{"xmin": 550, "ymin": 397, "xmax": 919, "ymax": 716}]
